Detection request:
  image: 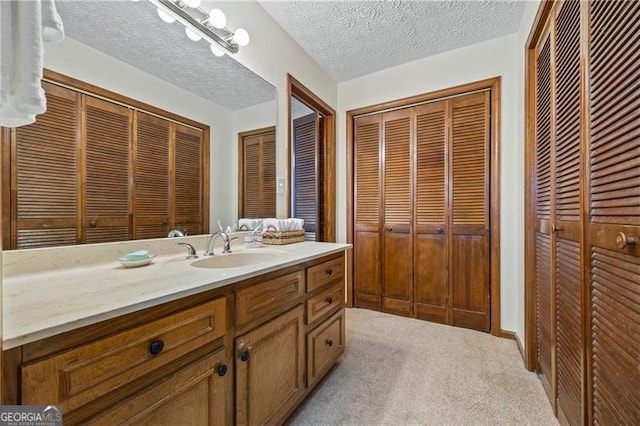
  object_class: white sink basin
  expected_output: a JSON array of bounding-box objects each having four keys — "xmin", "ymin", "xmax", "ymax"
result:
[{"xmin": 190, "ymin": 252, "xmax": 280, "ymax": 269}]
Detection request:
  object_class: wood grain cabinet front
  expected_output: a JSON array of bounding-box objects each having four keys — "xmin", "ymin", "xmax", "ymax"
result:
[
  {"xmin": 21, "ymin": 298, "xmax": 226, "ymax": 414},
  {"xmin": 306, "ymin": 281, "xmax": 344, "ymax": 325},
  {"xmin": 235, "ymin": 305, "xmax": 305, "ymax": 426},
  {"xmin": 84, "ymin": 348, "xmax": 229, "ymax": 426},
  {"xmin": 306, "ymin": 256, "xmax": 344, "ymax": 293},
  {"xmin": 306, "ymin": 310, "xmax": 345, "ymax": 388}
]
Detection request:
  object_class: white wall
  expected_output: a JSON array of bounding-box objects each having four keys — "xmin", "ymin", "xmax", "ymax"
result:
[
  {"xmin": 337, "ymin": 34, "xmax": 521, "ymax": 334},
  {"xmin": 43, "ymin": 36, "xmax": 237, "ymax": 227}
]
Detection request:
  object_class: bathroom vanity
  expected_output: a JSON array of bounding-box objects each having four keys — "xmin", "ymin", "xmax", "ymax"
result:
[{"xmin": 2, "ymin": 237, "xmax": 349, "ymax": 425}]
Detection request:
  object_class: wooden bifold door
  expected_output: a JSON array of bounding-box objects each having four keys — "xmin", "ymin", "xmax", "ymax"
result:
[{"xmin": 353, "ymin": 91, "xmax": 491, "ymax": 332}]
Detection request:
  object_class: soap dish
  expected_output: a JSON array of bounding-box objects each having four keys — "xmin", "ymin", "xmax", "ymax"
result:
[{"xmin": 117, "ymin": 254, "xmax": 156, "ymax": 268}]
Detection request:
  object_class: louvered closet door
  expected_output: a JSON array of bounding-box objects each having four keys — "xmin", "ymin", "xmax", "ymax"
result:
[
  {"xmin": 242, "ymin": 132, "xmax": 276, "ymax": 219},
  {"xmin": 292, "ymin": 113, "xmax": 319, "ymax": 241},
  {"xmin": 414, "ymin": 101, "xmax": 448, "ymax": 323},
  {"xmin": 588, "ymin": 1, "xmax": 640, "ymax": 423},
  {"xmin": 449, "ymin": 92, "xmax": 490, "ymax": 331},
  {"xmin": 534, "ymin": 28, "xmax": 554, "ymax": 402},
  {"xmin": 174, "ymin": 124, "xmax": 203, "ymax": 235},
  {"xmin": 353, "ymin": 114, "xmax": 382, "ymax": 310},
  {"xmin": 13, "ymin": 82, "xmax": 79, "ymax": 248},
  {"xmin": 83, "ymin": 96, "xmax": 131, "ymax": 244},
  {"xmin": 261, "ymin": 133, "xmax": 276, "ymax": 218},
  {"xmin": 552, "ymin": 1, "xmax": 583, "ymax": 424},
  {"xmin": 382, "ymin": 109, "xmax": 413, "ymax": 317},
  {"xmin": 134, "ymin": 112, "xmax": 170, "ymax": 239}
]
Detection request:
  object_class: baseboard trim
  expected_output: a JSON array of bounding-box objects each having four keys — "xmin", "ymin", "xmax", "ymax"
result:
[{"xmin": 499, "ymin": 330, "xmax": 525, "ymax": 361}]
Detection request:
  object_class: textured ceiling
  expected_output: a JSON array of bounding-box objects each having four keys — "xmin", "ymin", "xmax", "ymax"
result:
[
  {"xmin": 56, "ymin": 0, "xmax": 276, "ymax": 111},
  {"xmin": 258, "ymin": 0, "xmax": 526, "ymax": 82}
]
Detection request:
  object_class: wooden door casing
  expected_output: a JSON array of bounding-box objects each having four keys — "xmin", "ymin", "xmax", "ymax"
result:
[
  {"xmin": 353, "ymin": 114, "xmax": 382, "ymax": 311},
  {"xmin": 235, "ymin": 305, "xmax": 305, "ymax": 426},
  {"xmin": 382, "ymin": 109, "xmax": 413, "ymax": 317}
]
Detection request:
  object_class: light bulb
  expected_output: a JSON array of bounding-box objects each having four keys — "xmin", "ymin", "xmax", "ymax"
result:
[
  {"xmin": 210, "ymin": 44, "xmax": 225, "ymax": 57},
  {"xmin": 185, "ymin": 27, "xmax": 202, "ymax": 41},
  {"xmin": 184, "ymin": 0, "xmax": 201, "ymax": 8},
  {"xmin": 157, "ymin": 8, "xmax": 175, "ymax": 23},
  {"xmin": 207, "ymin": 9, "xmax": 226, "ymax": 29},
  {"xmin": 233, "ymin": 28, "xmax": 250, "ymax": 46}
]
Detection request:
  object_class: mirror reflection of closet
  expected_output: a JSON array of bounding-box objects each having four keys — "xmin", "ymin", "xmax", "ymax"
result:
[{"xmin": 287, "ymin": 74, "xmax": 336, "ymax": 243}]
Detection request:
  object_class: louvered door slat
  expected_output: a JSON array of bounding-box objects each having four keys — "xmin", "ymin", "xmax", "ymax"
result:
[
  {"xmin": 414, "ymin": 101, "xmax": 447, "ymax": 323},
  {"xmin": 382, "ymin": 110, "xmax": 412, "ymax": 317},
  {"xmin": 135, "ymin": 112, "xmax": 170, "ymax": 239},
  {"xmin": 84, "ymin": 96, "xmax": 131, "ymax": 243},
  {"xmin": 293, "ymin": 113, "xmax": 318, "ymax": 241},
  {"xmin": 588, "ymin": 1, "xmax": 640, "ymax": 424},
  {"xmin": 450, "ymin": 92, "xmax": 490, "ymax": 331},
  {"xmin": 15, "ymin": 82, "xmax": 78, "ymax": 248},
  {"xmin": 175, "ymin": 124, "xmax": 203, "ymax": 234},
  {"xmin": 354, "ymin": 115, "xmax": 382, "ymax": 310}
]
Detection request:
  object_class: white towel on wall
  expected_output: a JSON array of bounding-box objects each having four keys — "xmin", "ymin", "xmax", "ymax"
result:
[{"xmin": 0, "ymin": 0, "xmax": 64, "ymax": 128}]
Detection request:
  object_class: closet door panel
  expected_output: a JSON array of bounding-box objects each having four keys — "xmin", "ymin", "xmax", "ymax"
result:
[
  {"xmin": 134, "ymin": 112, "xmax": 171, "ymax": 239},
  {"xmin": 382, "ymin": 110, "xmax": 412, "ymax": 317},
  {"xmin": 13, "ymin": 83, "xmax": 79, "ymax": 248},
  {"xmin": 354, "ymin": 115, "xmax": 382, "ymax": 310},
  {"xmin": 534, "ymin": 29, "xmax": 554, "ymax": 401},
  {"xmin": 175, "ymin": 124, "xmax": 203, "ymax": 235},
  {"xmin": 83, "ymin": 96, "xmax": 131, "ymax": 244},
  {"xmin": 552, "ymin": 1, "xmax": 583, "ymax": 423},
  {"xmin": 414, "ymin": 102, "xmax": 447, "ymax": 323},
  {"xmin": 588, "ymin": 1, "xmax": 640, "ymax": 423},
  {"xmin": 450, "ymin": 92, "xmax": 490, "ymax": 332}
]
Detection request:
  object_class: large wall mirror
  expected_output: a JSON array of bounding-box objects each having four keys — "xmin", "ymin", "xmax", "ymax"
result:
[{"xmin": 0, "ymin": 0, "xmax": 277, "ymax": 250}]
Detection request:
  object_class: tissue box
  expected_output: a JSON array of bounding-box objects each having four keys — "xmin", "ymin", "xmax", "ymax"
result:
[{"xmin": 263, "ymin": 230, "xmax": 305, "ymax": 245}]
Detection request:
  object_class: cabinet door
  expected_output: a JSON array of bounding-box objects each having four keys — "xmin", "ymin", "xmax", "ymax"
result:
[
  {"xmin": 588, "ymin": 1, "xmax": 640, "ymax": 423},
  {"xmin": 449, "ymin": 92, "xmax": 490, "ymax": 331},
  {"xmin": 235, "ymin": 305, "xmax": 304, "ymax": 426},
  {"xmin": 85, "ymin": 349, "xmax": 229, "ymax": 426},
  {"xmin": 134, "ymin": 111, "xmax": 170, "ymax": 239},
  {"xmin": 174, "ymin": 123, "xmax": 204, "ymax": 236},
  {"xmin": 83, "ymin": 96, "xmax": 131, "ymax": 243},
  {"xmin": 552, "ymin": 1, "xmax": 583, "ymax": 424},
  {"xmin": 534, "ymin": 28, "xmax": 554, "ymax": 403},
  {"xmin": 382, "ymin": 109, "xmax": 413, "ymax": 317},
  {"xmin": 13, "ymin": 82, "xmax": 79, "ymax": 248},
  {"xmin": 414, "ymin": 101, "xmax": 448, "ymax": 323},
  {"xmin": 353, "ymin": 114, "xmax": 382, "ymax": 310}
]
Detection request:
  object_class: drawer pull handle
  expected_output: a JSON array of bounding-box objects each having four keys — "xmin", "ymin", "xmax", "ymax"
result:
[
  {"xmin": 616, "ymin": 232, "xmax": 638, "ymax": 249},
  {"xmin": 149, "ymin": 339, "xmax": 164, "ymax": 355},
  {"xmin": 326, "ymin": 268, "xmax": 333, "ymax": 277},
  {"xmin": 325, "ymin": 339, "xmax": 333, "ymax": 347},
  {"xmin": 216, "ymin": 364, "xmax": 228, "ymax": 377},
  {"xmin": 240, "ymin": 350, "xmax": 250, "ymax": 362},
  {"xmin": 326, "ymin": 296, "xmax": 333, "ymax": 304}
]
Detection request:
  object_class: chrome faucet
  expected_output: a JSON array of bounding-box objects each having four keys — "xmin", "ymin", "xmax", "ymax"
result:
[
  {"xmin": 204, "ymin": 221, "xmax": 238, "ymax": 256},
  {"xmin": 176, "ymin": 242, "xmax": 198, "ymax": 259}
]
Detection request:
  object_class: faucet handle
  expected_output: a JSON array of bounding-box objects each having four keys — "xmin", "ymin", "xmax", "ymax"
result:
[
  {"xmin": 176, "ymin": 242, "xmax": 198, "ymax": 260},
  {"xmin": 217, "ymin": 220, "xmax": 224, "ymax": 233},
  {"xmin": 222, "ymin": 237, "xmax": 239, "ymax": 254}
]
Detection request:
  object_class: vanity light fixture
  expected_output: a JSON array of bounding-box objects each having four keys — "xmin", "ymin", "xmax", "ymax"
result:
[{"xmin": 146, "ymin": 0, "xmax": 250, "ymax": 56}]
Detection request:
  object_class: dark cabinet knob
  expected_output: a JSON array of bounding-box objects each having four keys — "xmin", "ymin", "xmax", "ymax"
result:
[
  {"xmin": 325, "ymin": 339, "xmax": 333, "ymax": 347},
  {"xmin": 326, "ymin": 296, "xmax": 333, "ymax": 304},
  {"xmin": 326, "ymin": 268, "xmax": 333, "ymax": 277},
  {"xmin": 89, "ymin": 219, "xmax": 97, "ymax": 227},
  {"xmin": 149, "ymin": 339, "xmax": 164, "ymax": 355},
  {"xmin": 436, "ymin": 226, "xmax": 443, "ymax": 234},
  {"xmin": 216, "ymin": 364, "xmax": 228, "ymax": 377},
  {"xmin": 240, "ymin": 350, "xmax": 250, "ymax": 362}
]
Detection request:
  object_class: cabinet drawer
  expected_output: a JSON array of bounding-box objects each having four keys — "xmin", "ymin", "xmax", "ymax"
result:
[
  {"xmin": 306, "ymin": 256, "xmax": 344, "ymax": 293},
  {"xmin": 236, "ymin": 270, "xmax": 304, "ymax": 328},
  {"xmin": 306, "ymin": 281, "xmax": 344, "ymax": 325},
  {"xmin": 22, "ymin": 298, "xmax": 226, "ymax": 413},
  {"xmin": 307, "ymin": 310, "xmax": 345, "ymax": 387}
]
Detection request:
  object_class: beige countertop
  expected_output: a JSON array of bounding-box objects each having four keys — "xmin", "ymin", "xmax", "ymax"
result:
[{"xmin": 2, "ymin": 236, "xmax": 350, "ymax": 349}]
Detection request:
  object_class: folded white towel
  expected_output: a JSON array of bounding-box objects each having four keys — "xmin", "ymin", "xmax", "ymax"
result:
[
  {"xmin": 238, "ymin": 218, "xmax": 262, "ymax": 231},
  {"xmin": 0, "ymin": 0, "xmax": 64, "ymax": 128},
  {"xmin": 262, "ymin": 218, "xmax": 304, "ymax": 232}
]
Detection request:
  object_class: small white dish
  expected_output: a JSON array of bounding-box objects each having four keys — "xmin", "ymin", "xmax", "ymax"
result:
[{"xmin": 117, "ymin": 254, "xmax": 156, "ymax": 268}]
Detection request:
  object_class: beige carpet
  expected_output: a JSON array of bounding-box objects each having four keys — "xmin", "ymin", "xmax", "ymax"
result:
[{"xmin": 289, "ymin": 308, "xmax": 558, "ymax": 425}]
